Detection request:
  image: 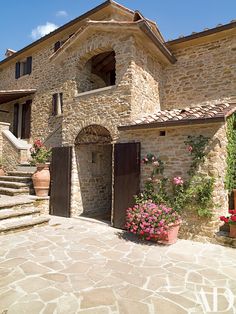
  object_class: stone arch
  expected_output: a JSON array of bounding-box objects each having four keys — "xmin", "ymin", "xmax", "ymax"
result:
[
  {"xmin": 75, "ymin": 124, "xmax": 112, "ymax": 145},
  {"xmin": 78, "ymin": 45, "xmax": 115, "ymax": 69},
  {"xmin": 68, "ymin": 116, "xmax": 118, "ymax": 146}
]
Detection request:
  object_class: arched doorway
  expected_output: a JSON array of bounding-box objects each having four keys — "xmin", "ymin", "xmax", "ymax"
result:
[{"xmin": 75, "ymin": 125, "xmax": 112, "ymax": 221}]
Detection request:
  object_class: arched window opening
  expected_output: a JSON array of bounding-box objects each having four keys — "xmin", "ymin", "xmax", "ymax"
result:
[{"xmin": 78, "ymin": 51, "xmax": 116, "ymax": 93}]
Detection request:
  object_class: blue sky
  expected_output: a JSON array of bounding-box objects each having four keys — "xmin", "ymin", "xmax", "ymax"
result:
[{"xmin": 0, "ymin": 0, "xmax": 235, "ymax": 60}]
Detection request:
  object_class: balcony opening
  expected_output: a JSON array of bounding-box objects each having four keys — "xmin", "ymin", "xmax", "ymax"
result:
[{"xmin": 79, "ymin": 51, "xmax": 116, "ymax": 93}]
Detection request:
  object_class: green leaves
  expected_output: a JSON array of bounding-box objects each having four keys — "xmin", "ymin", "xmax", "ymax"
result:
[
  {"xmin": 184, "ymin": 135, "xmax": 209, "ymax": 176},
  {"xmin": 225, "ymin": 114, "xmax": 236, "ymax": 193}
]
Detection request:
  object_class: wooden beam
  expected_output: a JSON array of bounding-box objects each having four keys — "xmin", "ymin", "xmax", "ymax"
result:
[
  {"xmin": 92, "ymin": 51, "xmax": 111, "ymax": 67},
  {"xmin": 95, "ymin": 52, "xmax": 115, "ymax": 72}
]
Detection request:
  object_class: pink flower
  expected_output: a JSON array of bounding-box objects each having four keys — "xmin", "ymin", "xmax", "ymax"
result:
[
  {"xmin": 231, "ymin": 215, "xmax": 236, "ymax": 222},
  {"xmin": 187, "ymin": 146, "xmax": 193, "ymax": 152},
  {"xmin": 153, "ymin": 161, "xmax": 159, "ymax": 166},
  {"xmin": 173, "ymin": 177, "xmax": 184, "ymax": 186}
]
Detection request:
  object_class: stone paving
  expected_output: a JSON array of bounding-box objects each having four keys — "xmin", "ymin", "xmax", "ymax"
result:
[{"xmin": 0, "ymin": 216, "xmax": 236, "ymax": 314}]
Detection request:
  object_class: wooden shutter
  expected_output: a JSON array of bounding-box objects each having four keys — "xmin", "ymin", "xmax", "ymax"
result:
[
  {"xmin": 113, "ymin": 142, "xmax": 141, "ymax": 229},
  {"xmin": 52, "ymin": 94, "xmax": 57, "ymax": 115},
  {"xmin": 50, "ymin": 146, "xmax": 72, "ymax": 217},
  {"xmin": 15, "ymin": 62, "xmax": 21, "ymax": 79},
  {"xmin": 26, "ymin": 56, "xmax": 32, "ymax": 75},
  {"xmin": 54, "ymin": 41, "xmax": 61, "ymax": 52},
  {"xmin": 13, "ymin": 103, "xmax": 19, "ymax": 137},
  {"xmin": 21, "ymin": 100, "xmax": 32, "ymax": 139}
]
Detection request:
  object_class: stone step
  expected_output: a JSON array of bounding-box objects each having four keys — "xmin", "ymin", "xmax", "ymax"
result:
[
  {"xmin": 8, "ymin": 171, "xmax": 34, "ymax": 178},
  {"xmin": 0, "ymin": 176, "xmax": 32, "ymax": 183},
  {"xmin": 17, "ymin": 165, "xmax": 36, "ymax": 173},
  {"xmin": 0, "ymin": 208, "xmax": 40, "ymax": 220},
  {"xmin": 0, "ymin": 181, "xmax": 30, "ymax": 189},
  {"xmin": 0, "ymin": 216, "xmax": 50, "ymax": 234},
  {"xmin": 0, "ymin": 187, "xmax": 30, "ymax": 196},
  {"xmin": 0, "ymin": 197, "xmax": 35, "ymax": 210}
]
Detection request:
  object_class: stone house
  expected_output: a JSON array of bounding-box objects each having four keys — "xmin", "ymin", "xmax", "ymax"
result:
[{"xmin": 0, "ymin": 0, "xmax": 235, "ymax": 240}]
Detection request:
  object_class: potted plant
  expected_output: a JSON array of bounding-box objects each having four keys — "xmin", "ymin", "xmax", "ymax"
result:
[
  {"xmin": 30, "ymin": 139, "xmax": 52, "ymax": 197},
  {"xmin": 125, "ymin": 202, "xmax": 181, "ymax": 245},
  {"xmin": 220, "ymin": 210, "xmax": 236, "ymax": 238}
]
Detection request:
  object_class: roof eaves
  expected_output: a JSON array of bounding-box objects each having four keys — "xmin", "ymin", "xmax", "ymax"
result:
[
  {"xmin": 166, "ymin": 21, "xmax": 236, "ymax": 46},
  {"xmin": 50, "ymin": 20, "xmax": 176, "ymax": 64},
  {"xmin": 0, "ymin": 0, "xmax": 112, "ymax": 67},
  {"xmin": 118, "ymin": 116, "xmax": 225, "ymax": 131},
  {"xmin": 138, "ymin": 20, "xmax": 176, "ymax": 64}
]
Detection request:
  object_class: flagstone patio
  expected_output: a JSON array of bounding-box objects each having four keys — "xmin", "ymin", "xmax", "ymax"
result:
[{"xmin": 0, "ymin": 216, "xmax": 236, "ymax": 314}]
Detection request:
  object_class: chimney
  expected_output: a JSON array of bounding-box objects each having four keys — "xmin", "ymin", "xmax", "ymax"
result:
[{"xmin": 5, "ymin": 49, "xmax": 16, "ymax": 58}]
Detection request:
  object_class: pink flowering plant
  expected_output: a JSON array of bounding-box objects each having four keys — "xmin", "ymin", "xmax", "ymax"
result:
[
  {"xmin": 125, "ymin": 202, "xmax": 181, "ymax": 241},
  {"xmin": 135, "ymin": 134, "xmax": 214, "ymax": 219},
  {"xmin": 30, "ymin": 139, "xmax": 52, "ymax": 165},
  {"xmin": 220, "ymin": 210, "xmax": 236, "ymax": 225}
]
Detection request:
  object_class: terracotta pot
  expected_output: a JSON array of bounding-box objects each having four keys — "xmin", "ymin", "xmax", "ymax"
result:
[
  {"xmin": 158, "ymin": 221, "xmax": 181, "ymax": 245},
  {"xmin": 229, "ymin": 224, "xmax": 236, "ymax": 238},
  {"xmin": 32, "ymin": 163, "xmax": 50, "ymax": 197},
  {"xmin": 0, "ymin": 167, "xmax": 5, "ymax": 176},
  {"xmin": 233, "ymin": 189, "xmax": 236, "ymax": 210}
]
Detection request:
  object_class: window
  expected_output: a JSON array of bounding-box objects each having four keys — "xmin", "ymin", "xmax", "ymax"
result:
[
  {"xmin": 52, "ymin": 93, "xmax": 63, "ymax": 116},
  {"xmin": 54, "ymin": 41, "xmax": 61, "ymax": 52},
  {"xmin": 15, "ymin": 56, "xmax": 32, "ymax": 79},
  {"xmin": 54, "ymin": 34, "xmax": 75, "ymax": 52},
  {"xmin": 159, "ymin": 131, "xmax": 166, "ymax": 137}
]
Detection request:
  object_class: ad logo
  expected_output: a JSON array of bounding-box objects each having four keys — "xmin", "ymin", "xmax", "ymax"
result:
[{"xmin": 197, "ymin": 287, "xmax": 234, "ymax": 313}]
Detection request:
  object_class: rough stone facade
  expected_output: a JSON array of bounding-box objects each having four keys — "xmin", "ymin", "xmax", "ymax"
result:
[
  {"xmin": 163, "ymin": 35, "xmax": 236, "ymax": 109},
  {"xmin": 0, "ymin": 2, "xmax": 235, "ymax": 239},
  {"xmin": 119, "ymin": 123, "xmax": 228, "ymax": 241}
]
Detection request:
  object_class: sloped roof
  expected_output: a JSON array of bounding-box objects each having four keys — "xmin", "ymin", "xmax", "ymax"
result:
[
  {"xmin": 0, "ymin": 0, "xmax": 162, "ymax": 67},
  {"xmin": 0, "ymin": 89, "xmax": 36, "ymax": 105},
  {"xmin": 118, "ymin": 103, "xmax": 236, "ymax": 130},
  {"xmin": 49, "ymin": 19, "xmax": 176, "ymax": 64}
]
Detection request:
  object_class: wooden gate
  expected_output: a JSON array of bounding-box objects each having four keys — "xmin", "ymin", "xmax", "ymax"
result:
[
  {"xmin": 113, "ymin": 142, "xmax": 140, "ymax": 229},
  {"xmin": 50, "ymin": 146, "xmax": 72, "ymax": 217}
]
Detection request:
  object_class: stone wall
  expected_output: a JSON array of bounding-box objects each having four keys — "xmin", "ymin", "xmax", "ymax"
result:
[
  {"xmin": 0, "ymin": 122, "xmax": 10, "ymax": 162},
  {"xmin": 119, "ymin": 122, "xmax": 228, "ymax": 240},
  {"xmin": 163, "ymin": 34, "xmax": 236, "ymax": 109},
  {"xmin": 2, "ymin": 134, "xmax": 21, "ymax": 171},
  {"xmin": 130, "ymin": 40, "xmax": 163, "ymax": 119}
]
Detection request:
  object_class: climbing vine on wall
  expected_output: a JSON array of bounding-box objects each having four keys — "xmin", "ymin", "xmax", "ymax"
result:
[
  {"xmin": 138, "ymin": 135, "xmax": 214, "ymax": 218},
  {"xmin": 225, "ymin": 113, "xmax": 236, "ymax": 193}
]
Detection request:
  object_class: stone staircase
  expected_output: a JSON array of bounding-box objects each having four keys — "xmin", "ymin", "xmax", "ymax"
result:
[
  {"xmin": 0, "ymin": 171, "xmax": 33, "ymax": 196},
  {"xmin": 0, "ymin": 167, "xmax": 50, "ymax": 234}
]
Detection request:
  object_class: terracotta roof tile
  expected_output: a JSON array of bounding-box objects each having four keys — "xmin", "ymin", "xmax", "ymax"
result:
[{"xmin": 119, "ymin": 103, "xmax": 236, "ymax": 130}]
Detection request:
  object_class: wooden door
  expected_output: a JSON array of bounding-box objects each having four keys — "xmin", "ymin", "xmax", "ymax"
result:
[
  {"xmin": 13, "ymin": 103, "xmax": 19, "ymax": 137},
  {"xmin": 50, "ymin": 146, "xmax": 72, "ymax": 217},
  {"xmin": 113, "ymin": 142, "xmax": 140, "ymax": 229},
  {"xmin": 21, "ymin": 100, "xmax": 32, "ymax": 139}
]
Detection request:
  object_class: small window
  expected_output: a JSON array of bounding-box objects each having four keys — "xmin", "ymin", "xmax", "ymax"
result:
[
  {"xmin": 15, "ymin": 56, "xmax": 32, "ymax": 79},
  {"xmin": 52, "ymin": 93, "xmax": 63, "ymax": 116},
  {"xmin": 159, "ymin": 131, "xmax": 166, "ymax": 137},
  {"xmin": 92, "ymin": 152, "xmax": 97, "ymax": 164},
  {"xmin": 54, "ymin": 41, "xmax": 61, "ymax": 52},
  {"xmin": 21, "ymin": 60, "xmax": 28, "ymax": 76}
]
